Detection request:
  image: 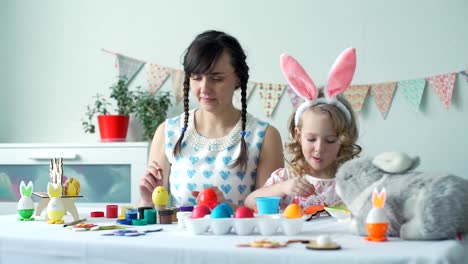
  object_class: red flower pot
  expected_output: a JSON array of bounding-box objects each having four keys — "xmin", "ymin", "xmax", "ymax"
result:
[{"xmin": 97, "ymin": 115, "xmax": 129, "ymax": 142}]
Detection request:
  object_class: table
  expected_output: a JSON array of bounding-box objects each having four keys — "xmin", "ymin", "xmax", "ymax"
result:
[{"xmin": 0, "ymin": 211, "xmax": 466, "ymax": 264}]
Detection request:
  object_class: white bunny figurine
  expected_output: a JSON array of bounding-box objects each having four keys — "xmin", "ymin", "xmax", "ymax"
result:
[
  {"xmin": 46, "ymin": 182, "xmax": 65, "ymax": 224},
  {"xmin": 17, "ymin": 180, "xmax": 35, "ymax": 221}
]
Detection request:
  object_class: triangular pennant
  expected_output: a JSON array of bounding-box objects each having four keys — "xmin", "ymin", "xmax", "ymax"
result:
[
  {"xmin": 146, "ymin": 63, "xmax": 170, "ymax": 94},
  {"xmin": 460, "ymin": 70, "xmax": 468, "ymax": 83},
  {"xmin": 398, "ymin": 79, "xmax": 426, "ymax": 110},
  {"xmin": 343, "ymin": 85, "xmax": 370, "ymax": 112},
  {"xmin": 257, "ymin": 82, "xmax": 286, "ymax": 117},
  {"xmin": 116, "ymin": 54, "xmax": 145, "ymax": 84},
  {"xmin": 233, "ymin": 82, "xmax": 257, "ymax": 109},
  {"xmin": 426, "ymin": 73, "xmax": 457, "ymax": 109},
  {"xmin": 370, "ymin": 82, "xmax": 397, "ymax": 119},
  {"xmin": 170, "ymin": 69, "xmax": 185, "ymax": 104},
  {"xmin": 286, "ymin": 85, "xmax": 305, "ymax": 108}
]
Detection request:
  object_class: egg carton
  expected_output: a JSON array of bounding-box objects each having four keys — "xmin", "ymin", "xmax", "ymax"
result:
[{"xmin": 180, "ymin": 213, "xmax": 305, "ymax": 236}]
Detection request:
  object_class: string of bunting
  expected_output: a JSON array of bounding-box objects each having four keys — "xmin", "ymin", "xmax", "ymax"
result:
[{"xmin": 102, "ymin": 49, "xmax": 467, "ymax": 119}]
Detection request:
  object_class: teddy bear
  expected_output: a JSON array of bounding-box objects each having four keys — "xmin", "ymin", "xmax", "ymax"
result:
[{"xmin": 335, "ymin": 152, "xmax": 468, "ymax": 240}]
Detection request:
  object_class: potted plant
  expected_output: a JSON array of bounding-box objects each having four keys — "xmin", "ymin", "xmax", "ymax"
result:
[
  {"xmin": 133, "ymin": 87, "xmax": 172, "ymax": 141},
  {"xmin": 82, "ymin": 79, "xmax": 134, "ymax": 142},
  {"xmin": 82, "ymin": 78, "xmax": 172, "ymax": 142}
]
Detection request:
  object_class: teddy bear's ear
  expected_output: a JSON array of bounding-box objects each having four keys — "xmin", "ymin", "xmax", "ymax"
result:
[{"xmin": 372, "ymin": 152, "xmax": 414, "ymax": 173}]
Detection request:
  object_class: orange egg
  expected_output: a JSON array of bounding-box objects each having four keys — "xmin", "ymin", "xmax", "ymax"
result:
[{"xmin": 283, "ymin": 203, "xmax": 303, "ymax": 219}]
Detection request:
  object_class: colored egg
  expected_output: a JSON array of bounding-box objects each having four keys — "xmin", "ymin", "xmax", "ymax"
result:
[
  {"xmin": 210, "ymin": 204, "xmax": 231, "ymax": 218},
  {"xmin": 218, "ymin": 202, "xmax": 234, "ymax": 216},
  {"xmin": 197, "ymin": 188, "xmax": 218, "ymax": 209},
  {"xmin": 283, "ymin": 203, "xmax": 303, "ymax": 219},
  {"xmin": 234, "ymin": 206, "xmax": 254, "ymax": 218},
  {"xmin": 191, "ymin": 205, "xmax": 211, "ymax": 219},
  {"xmin": 152, "ymin": 186, "xmax": 169, "ymax": 206}
]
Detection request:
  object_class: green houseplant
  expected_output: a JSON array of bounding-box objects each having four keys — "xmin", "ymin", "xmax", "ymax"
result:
[{"xmin": 82, "ymin": 78, "xmax": 172, "ymax": 141}]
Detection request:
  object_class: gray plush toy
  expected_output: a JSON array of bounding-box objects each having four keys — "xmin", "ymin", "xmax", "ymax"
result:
[{"xmin": 335, "ymin": 152, "xmax": 468, "ymax": 240}]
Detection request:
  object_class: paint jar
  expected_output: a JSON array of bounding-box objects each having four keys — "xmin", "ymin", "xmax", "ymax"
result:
[
  {"xmin": 126, "ymin": 208, "xmax": 138, "ymax": 220},
  {"xmin": 106, "ymin": 204, "xmax": 118, "ymax": 218},
  {"xmin": 158, "ymin": 209, "xmax": 174, "ymax": 224},
  {"xmin": 144, "ymin": 209, "xmax": 157, "ymax": 224},
  {"xmin": 138, "ymin": 206, "xmax": 153, "ymax": 219}
]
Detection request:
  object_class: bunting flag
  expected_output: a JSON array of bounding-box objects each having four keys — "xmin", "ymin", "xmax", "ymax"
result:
[
  {"xmin": 286, "ymin": 85, "xmax": 305, "ymax": 108},
  {"xmin": 343, "ymin": 85, "xmax": 370, "ymax": 112},
  {"xmin": 233, "ymin": 82, "xmax": 257, "ymax": 109},
  {"xmin": 398, "ymin": 79, "xmax": 426, "ymax": 110},
  {"xmin": 426, "ymin": 73, "xmax": 457, "ymax": 109},
  {"xmin": 146, "ymin": 63, "xmax": 170, "ymax": 94},
  {"xmin": 460, "ymin": 70, "xmax": 468, "ymax": 83},
  {"xmin": 258, "ymin": 83, "xmax": 286, "ymax": 117},
  {"xmin": 170, "ymin": 69, "xmax": 185, "ymax": 104},
  {"xmin": 116, "ymin": 54, "xmax": 145, "ymax": 84},
  {"xmin": 103, "ymin": 49, "xmax": 467, "ymax": 119},
  {"xmin": 370, "ymin": 82, "xmax": 397, "ymax": 119}
]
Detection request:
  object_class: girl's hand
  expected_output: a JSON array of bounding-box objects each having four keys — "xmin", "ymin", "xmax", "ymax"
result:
[
  {"xmin": 139, "ymin": 160, "xmax": 163, "ymax": 206},
  {"xmin": 281, "ymin": 177, "xmax": 316, "ymax": 198}
]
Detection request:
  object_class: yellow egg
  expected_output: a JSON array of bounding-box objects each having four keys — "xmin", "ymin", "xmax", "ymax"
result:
[
  {"xmin": 283, "ymin": 203, "xmax": 303, "ymax": 219},
  {"xmin": 152, "ymin": 186, "xmax": 169, "ymax": 206}
]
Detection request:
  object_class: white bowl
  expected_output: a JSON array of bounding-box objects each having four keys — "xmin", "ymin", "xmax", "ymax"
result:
[
  {"xmin": 210, "ymin": 218, "xmax": 233, "ymax": 235},
  {"xmin": 185, "ymin": 218, "xmax": 210, "ymax": 235},
  {"xmin": 281, "ymin": 218, "xmax": 304, "ymax": 236},
  {"xmin": 324, "ymin": 207, "xmax": 351, "ymax": 222},
  {"xmin": 256, "ymin": 214, "xmax": 281, "ymax": 236},
  {"xmin": 233, "ymin": 218, "xmax": 256, "ymax": 235}
]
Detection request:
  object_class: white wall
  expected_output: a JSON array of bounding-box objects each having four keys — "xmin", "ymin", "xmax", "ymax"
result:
[{"xmin": 1, "ymin": 0, "xmax": 467, "ymax": 177}]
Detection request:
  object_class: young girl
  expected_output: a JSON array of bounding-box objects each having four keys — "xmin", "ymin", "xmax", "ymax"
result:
[{"xmin": 245, "ymin": 48, "xmax": 361, "ymax": 215}]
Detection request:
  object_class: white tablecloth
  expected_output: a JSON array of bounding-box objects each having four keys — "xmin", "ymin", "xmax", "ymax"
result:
[{"xmin": 0, "ymin": 211, "xmax": 466, "ymax": 264}]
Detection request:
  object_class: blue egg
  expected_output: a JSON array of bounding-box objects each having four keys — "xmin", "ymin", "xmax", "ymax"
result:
[
  {"xmin": 218, "ymin": 202, "xmax": 234, "ymax": 216},
  {"xmin": 210, "ymin": 204, "xmax": 231, "ymax": 218}
]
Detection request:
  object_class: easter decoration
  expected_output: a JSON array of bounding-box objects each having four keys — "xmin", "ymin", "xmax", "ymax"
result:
[
  {"xmin": 46, "ymin": 182, "xmax": 65, "ymax": 224},
  {"xmin": 335, "ymin": 151, "xmax": 468, "ymax": 240},
  {"xmin": 152, "ymin": 186, "xmax": 169, "ymax": 210},
  {"xmin": 34, "ymin": 158, "xmax": 81, "ymax": 221},
  {"xmin": 365, "ymin": 188, "xmax": 389, "ymax": 242},
  {"xmin": 17, "ymin": 180, "xmax": 35, "ymax": 221},
  {"xmin": 306, "ymin": 235, "xmax": 341, "ymax": 250},
  {"xmin": 197, "ymin": 188, "xmax": 219, "ymax": 210}
]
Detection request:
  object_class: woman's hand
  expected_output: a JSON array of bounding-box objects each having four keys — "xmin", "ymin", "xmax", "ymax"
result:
[
  {"xmin": 280, "ymin": 177, "xmax": 316, "ymax": 198},
  {"xmin": 139, "ymin": 160, "xmax": 163, "ymax": 206}
]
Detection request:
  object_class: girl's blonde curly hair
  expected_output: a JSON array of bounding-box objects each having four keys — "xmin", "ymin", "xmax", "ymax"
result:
[{"xmin": 285, "ymin": 92, "xmax": 362, "ymax": 176}]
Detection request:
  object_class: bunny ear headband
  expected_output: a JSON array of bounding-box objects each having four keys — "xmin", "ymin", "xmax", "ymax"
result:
[{"xmin": 280, "ymin": 47, "xmax": 356, "ymax": 126}]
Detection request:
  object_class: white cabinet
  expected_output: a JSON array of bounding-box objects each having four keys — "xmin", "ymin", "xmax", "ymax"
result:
[{"xmin": 0, "ymin": 142, "xmax": 148, "ymax": 214}]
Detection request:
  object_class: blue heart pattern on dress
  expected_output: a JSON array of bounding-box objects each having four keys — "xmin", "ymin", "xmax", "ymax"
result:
[
  {"xmin": 187, "ymin": 183, "xmax": 197, "ymax": 191},
  {"xmin": 205, "ymin": 156, "xmax": 216, "ymax": 164},
  {"xmin": 202, "ymin": 170, "xmax": 213, "ymax": 179},
  {"xmin": 258, "ymin": 121, "xmax": 268, "ymax": 126},
  {"xmin": 221, "ymin": 184, "xmax": 232, "ymax": 194},
  {"xmin": 238, "ymin": 184, "xmax": 247, "ymax": 194},
  {"xmin": 188, "ymin": 197, "xmax": 197, "ymax": 205},
  {"xmin": 167, "ymin": 130, "xmax": 174, "ymax": 137},
  {"xmin": 174, "ymin": 183, "xmax": 180, "ymax": 190},
  {"xmin": 222, "ymin": 156, "xmax": 232, "ymax": 166},
  {"xmin": 250, "ymin": 171, "xmax": 256, "ymax": 180},
  {"xmin": 227, "ymin": 145, "xmax": 235, "ymax": 152},
  {"xmin": 187, "ymin": 169, "xmax": 196, "ymax": 178},
  {"xmin": 189, "ymin": 156, "xmax": 199, "ymax": 165},
  {"xmin": 236, "ymin": 171, "xmax": 245, "ymax": 180},
  {"xmin": 219, "ymin": 171, "xmax": 230, "ymax": 180},
  {"xmin": 181, "ymin": 141, "xmax": 188, "ymax": 149},
  {"xmin": 257, "ymin": 131, "xmax": 265, "ymax": 138},
  {"xmin": 203, "ymin": 184, "xmax": 213, "ymax": 189},
  {"xmin": 168, "ymin": 118, "xmax": 178, "ymax": 125},
  {"xmin": 256, "ymin": 142, "xmax": 262, "ymax": 150}
]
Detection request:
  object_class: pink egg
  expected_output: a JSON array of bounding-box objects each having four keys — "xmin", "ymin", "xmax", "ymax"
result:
[
  {"xmin": 191, "ymin": 205, "xmax": 211, "ymax": 218},
  {"xmin": 234, "ymin": 206, "xmax": 254, "ymax": 218}
]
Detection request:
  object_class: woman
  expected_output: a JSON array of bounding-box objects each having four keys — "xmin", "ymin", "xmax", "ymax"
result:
[{"xmin": 138, "ymin": 30, "xmax": 283, "ymax": 208}]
